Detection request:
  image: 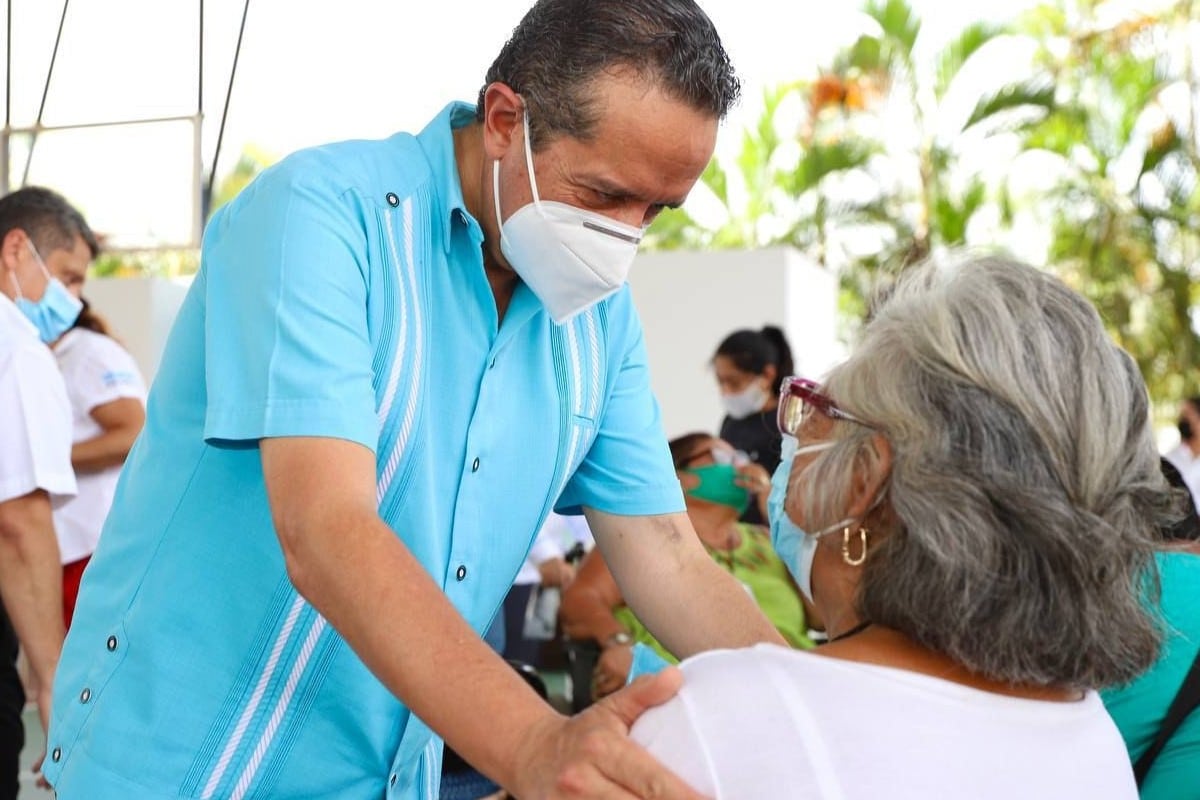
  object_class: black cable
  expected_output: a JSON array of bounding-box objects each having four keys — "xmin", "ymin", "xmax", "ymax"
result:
[{"xmin": 204, "ymin": 0, "xmax": 250, "ymax": 219}]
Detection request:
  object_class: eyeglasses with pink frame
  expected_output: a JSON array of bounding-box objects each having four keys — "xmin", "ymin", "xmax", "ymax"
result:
[{"xmin": 776, "ymin": 377, "xmax": 871, "ymax": 436}]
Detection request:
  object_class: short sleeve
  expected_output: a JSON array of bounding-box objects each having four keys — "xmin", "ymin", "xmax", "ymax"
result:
[
  {"xmin": 556, "ymin": 301, "xmax": 684, "ymax": 516},
  {"xmin": 0, "ymin": 348, "xmax": 76, "ymax": 505},
  {"xmin": 69, "ymin": 333, "xmax": 146, "ymax": 413},
  {"xmin": 200, "ymin": 155, "xmax": 378, "ymax": 451}
]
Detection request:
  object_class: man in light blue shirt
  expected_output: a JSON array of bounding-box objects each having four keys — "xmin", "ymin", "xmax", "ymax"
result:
[{"xmin": 45, "ymin": 2, "xmax": 784, "ymax": 797}]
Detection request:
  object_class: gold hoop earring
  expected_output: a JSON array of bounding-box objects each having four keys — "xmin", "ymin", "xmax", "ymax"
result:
[{"xmin": 842, "ymin": 526, "xmax": 868, "ymax": 566}]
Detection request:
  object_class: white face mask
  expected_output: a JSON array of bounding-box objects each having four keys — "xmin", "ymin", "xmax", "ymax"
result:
[
  {"xmin": 492, "ymin": 110, "xmax": 644, "ymax": 324},
  {"xmin": 722, "ymin": 381, "xmax": 768, "ymax": 420},
  {"xmin": 767, "ymin": 436, "xmax": 849, "ymax": 604}
]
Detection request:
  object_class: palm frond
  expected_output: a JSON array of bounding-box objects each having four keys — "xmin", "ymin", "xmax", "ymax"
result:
[{"xmin": 963, "ymin": 77, "xmax": 1056, "ymax": 134}]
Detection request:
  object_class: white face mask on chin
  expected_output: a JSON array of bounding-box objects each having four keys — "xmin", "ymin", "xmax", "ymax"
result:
[
  {"xmin": 492, "ymin": 110, "xmax": 644, "ymax": 324},
  {"xmin": 722, "ymin": 381, "xmax": 768, "ymax": 420}
]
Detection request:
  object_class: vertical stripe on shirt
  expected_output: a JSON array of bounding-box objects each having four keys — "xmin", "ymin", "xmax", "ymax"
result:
[{"xmin": 202, "ymin": 196, "xmax": 424, "ymax": 799}]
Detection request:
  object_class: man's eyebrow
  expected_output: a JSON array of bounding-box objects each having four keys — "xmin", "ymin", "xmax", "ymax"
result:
[{"xmin": 585, "ymin": 176, "xmax": 685, "ymax": 208}]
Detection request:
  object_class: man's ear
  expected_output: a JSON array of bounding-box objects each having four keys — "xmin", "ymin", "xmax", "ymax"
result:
[
  {"xmin": 677, "ymin": 471, "xmax": 699, "ymax": 492},
  {"xmin": 480, "ymin": 82, "xmax": 524, "ymax": 162},
  {"xmin": 0, "ymin": 228, "xmax": 29, "ymax": 273},
  {"xmin": 846, "ymin": 432, "xmax": 892, "ymax": 521}
]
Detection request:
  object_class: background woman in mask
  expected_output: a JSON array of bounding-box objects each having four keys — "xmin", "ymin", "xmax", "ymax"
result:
[
  {"xmin": 560, "ymin": 432, "xmax": 812, "ymax": 702},
  {"xmin": 712, "ymin": 326, "xmax": 793, "ymax": 524},
  {"xmin": 49, "ymin": 300, "xmax": 146, "ymax": 629},
  {"xmin": 630, "ymin": 256, "xmax": 1171, "ymax": 799}
]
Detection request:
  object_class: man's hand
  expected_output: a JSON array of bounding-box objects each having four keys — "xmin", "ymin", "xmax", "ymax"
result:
[
  {"xmin": 592, "ymin": 642, "xmax": 634, "ymax": 699},
  {"xmin": 514, "ymin": 668, "xmax": 704, "ymax": 799}
]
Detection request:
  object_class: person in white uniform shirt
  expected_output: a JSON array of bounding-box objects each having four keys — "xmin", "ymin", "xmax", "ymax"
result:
[
  {"xmin": 0, "ymin": 186, "xmax": 96, "ymax": 796},
  {"xmin": 1165, "ymin": 397, "xmax": 1200, "ymax": 502},
  {"xmin": 631, "ymin": 256, "xmax": 1171, "ymax": 800},
  {"xmin": 497, "ymin": 512, "xmax": 593, "ymax": 666},
  {"xmin": 50, "ymin": 301, "xmax": 146, "ymax": 628}
]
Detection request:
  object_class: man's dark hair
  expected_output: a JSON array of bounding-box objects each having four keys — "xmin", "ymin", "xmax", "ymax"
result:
[
  {"xmin": 476, "ymin": 0, "xmax": 740, "ymax": 147},
  {"xmin": 0, "ymin": 186, "xmax": 99, "ymax": 258}
]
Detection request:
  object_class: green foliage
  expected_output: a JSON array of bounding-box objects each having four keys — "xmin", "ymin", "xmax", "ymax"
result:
[{"xmin": 647, "ymin": 0, "xmax": 1200, "ymax": 415}]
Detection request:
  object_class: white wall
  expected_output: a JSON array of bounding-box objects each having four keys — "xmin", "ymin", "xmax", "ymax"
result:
[
  {"xmin": 629, "ymin": 246, "xmax": 843, "ymax": 439},
  {"xmin": 85, "ymin": 276, "xmax": 191, "ymax": 384},
  {"xmin": 82, "ymin": 248, "xmax": 844, "ymax": 439}
]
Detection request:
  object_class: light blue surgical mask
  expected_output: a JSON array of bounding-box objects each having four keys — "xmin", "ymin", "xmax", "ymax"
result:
[
  {"xmin": 768, "ymin": 435, "xmax": 846, "ymax": 604},
  {"xmin": 11, "ymin": 241, "xmax": 81, "ymax": 343}
]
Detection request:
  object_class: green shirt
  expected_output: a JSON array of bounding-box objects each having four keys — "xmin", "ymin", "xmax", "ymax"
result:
[
  {"xmin": 1102, "ymin": 551, "xmax": 1200, "ymax": 799},
  {"xmin": 615, "ymin": 523, "xmax": 814, "ymax": 660}
]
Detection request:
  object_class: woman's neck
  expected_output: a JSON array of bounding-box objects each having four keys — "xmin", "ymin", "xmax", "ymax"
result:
[
  {"xmin": 816, "ymin": 624, "xmax": 1084, "ymax": 702},
  {"xmin": 687, "ymin": 505, "xmax": 742, "ymax": 550}
]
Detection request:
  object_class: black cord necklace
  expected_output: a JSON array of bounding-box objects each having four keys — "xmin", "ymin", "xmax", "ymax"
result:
[{"xmin": 827, "ymin": 620, "xmax": 872, "ymax": 644}]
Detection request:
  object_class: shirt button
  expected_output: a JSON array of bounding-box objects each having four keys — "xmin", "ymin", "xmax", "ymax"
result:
[
  {"xmin": 389, "ymin": 773, "xmax": 397, "ymax": 787},
  {"xmin": 385, "ymin": 192, "xmax": 399, "ymax": 207},
  {"xmin": 456, "ymin": 565, "xmax": 467, "ymax": 581},
  {"xmin": 106, "ymin": 635, "xmax": 118, "ymax": 651},
  {"xmin": 79, "ymin": 688, "xmax": 91, "ymax": 704},
  {"xmin": 471, "ymin": 458, "xmax": 480, "ymax": 472},
  {"xmin": 489, "ymin": 356, "xmax": 497, "ymax": 369},
  {"xmin": 51, "ymin": 747, "xmax": 61, "ymax": 763}
]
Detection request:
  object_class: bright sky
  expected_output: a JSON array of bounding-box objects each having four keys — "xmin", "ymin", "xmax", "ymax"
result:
[{"xmin": 5, "ymin": 0, "xmax": 1037, "ymax": 248}]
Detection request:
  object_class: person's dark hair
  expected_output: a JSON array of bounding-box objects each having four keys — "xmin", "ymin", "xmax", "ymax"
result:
[
  {"xmin": 669, "ymin": 432, "xmax": 714, "ymax": 470},
  {"xmin": 1159, "ymin": 457, "xmax": 1200, "ymax": 541},
  {"xmin": 70, "ymin": 297, "xmax": 111, "ymax": 337},
  {"xmin": 1185, "ymin": 397, "xmax": 1200, "ymax": 416},
  {"xmin": 0, "ymin": 186, "xmax": 99, "ymax": 258},
  {"xmin": 476, "ymin": 0, "xmax": 740, "ymax": 147},
  {"xmin": 714, "ymin": 326, "xmax": 794, "ymax": 384}
]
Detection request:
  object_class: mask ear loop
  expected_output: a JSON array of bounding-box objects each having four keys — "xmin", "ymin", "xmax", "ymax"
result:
[
  {"xmin": 519, "ymin": 108, "xmax": 544, "ymax": 209},
  {"xmin": 492, "ymin": 102, "xmax": 544, "ymax": 233}
]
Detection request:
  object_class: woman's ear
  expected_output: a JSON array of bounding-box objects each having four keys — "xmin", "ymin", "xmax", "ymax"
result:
[
  {"xmin": 846, "ymin": 432, "xmax": 892, "ymax": 521},
  {"xmin": 762, "ymin": 364, "xmax": 778, "ymax": 392}
]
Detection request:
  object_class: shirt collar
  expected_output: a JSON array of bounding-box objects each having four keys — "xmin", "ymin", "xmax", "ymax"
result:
[
  {"xmin": 416, "ymin": 101, "xmax": 483, "ymax": 254},
  {"xmin": 0, "ymin": 291, "xmax": 39, "ymax": 342}
]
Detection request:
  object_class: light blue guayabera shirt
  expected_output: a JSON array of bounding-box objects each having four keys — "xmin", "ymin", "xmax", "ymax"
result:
[{"xmin": 44, "ymin": 102, "xmax": 684, "ymax": 800}]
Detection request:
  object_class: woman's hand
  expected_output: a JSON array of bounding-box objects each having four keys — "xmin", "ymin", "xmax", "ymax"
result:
[
  {"xmin": 592, "ymin": 642, "xmax": 634, "ymax": 698},
  {"xmin": 734, "ymin": 462, "xmax": 771, "ymax": 495},
  {"xmin": 735, "ymin": 462, "xmax": 773, "ymax": 520}
]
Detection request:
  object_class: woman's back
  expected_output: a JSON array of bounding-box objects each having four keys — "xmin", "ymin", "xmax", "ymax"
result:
[{"xmin": 632, "ymin": 644, "xmax": 1136, "ymax": 799}]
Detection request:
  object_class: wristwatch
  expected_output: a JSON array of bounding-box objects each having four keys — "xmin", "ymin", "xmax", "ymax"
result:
[{"xmin": 603, "ymin": 631, "xmax": 633, "ymax": 648}]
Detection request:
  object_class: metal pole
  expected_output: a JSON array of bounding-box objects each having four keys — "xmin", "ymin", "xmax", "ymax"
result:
[
  {"xmin": 205, "ymin": 0, "xmax": 250, "ymax": 219},
  {"xmin": 2, "ymin": 0, "xmax": 12, "ymax": 195},
  {"xmin": 21, "ymin": 0, "xmax": 70, "ymax": 186},
  {"xmin": 193, "ymin": 0, "xmax": 205, "ymax": 245}
]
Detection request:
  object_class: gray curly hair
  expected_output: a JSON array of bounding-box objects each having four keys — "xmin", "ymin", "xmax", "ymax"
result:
[{"xmin": 794, "ymin": 255, "xmax": 1172, "ymax": 689}]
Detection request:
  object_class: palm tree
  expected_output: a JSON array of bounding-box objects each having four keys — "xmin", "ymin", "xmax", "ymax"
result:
[{"xmin": 1014, "ymin": 0, "xmax": 1200, "ymax": 407}]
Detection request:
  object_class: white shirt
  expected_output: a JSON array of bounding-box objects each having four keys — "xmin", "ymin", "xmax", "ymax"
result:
[
  {"xmin": 52, "ymin": 328, "xmax": 146, "ymax": 563},
  {"xmin": 0, "ymin": 294, "xmax": 75, "ymax": 507},
  {"xmin": 632, "ymin": 644, "xmax": 1137, "ymax": 800},
  {"xmin": 1165, "ymin": 443, "xmax": 1200, "ymax": 505},
  {"xmin": 513, "ymin": 513, "xmax": 595, "ymax": 585}
]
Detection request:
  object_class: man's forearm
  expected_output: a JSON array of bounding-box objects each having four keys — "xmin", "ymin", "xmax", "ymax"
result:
[
  {"xmin": 637, "ymin": 549, "xmax": 783, "ymax": 659},
  {"xmin": 283, "ymin": 507, "xmax": 562, "ymax": 791},
  {"xmin": 591, "ymin": 510, "xmax": 784, "ymax": 661},
  {"xmin": 0, "ymin": 498, "xmax": 65, "ymax": 687}
]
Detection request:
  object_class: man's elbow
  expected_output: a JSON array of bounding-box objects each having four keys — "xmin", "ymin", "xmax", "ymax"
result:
[{"xmin": 0, "ymin": 491, "xmax": 53, "ymax": 544}]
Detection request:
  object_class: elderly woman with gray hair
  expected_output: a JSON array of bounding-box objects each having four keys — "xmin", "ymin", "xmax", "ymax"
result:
[{"xmin": 629, "ymin": 256, "xmax": 1173, "ymax": 799}]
